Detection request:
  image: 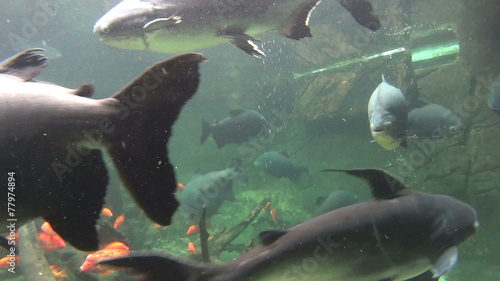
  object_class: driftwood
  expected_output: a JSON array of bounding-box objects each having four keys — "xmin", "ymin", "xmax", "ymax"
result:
[
  {"xmin": 208, "ymin": 197, "xmax": 270, "ymax": 257},
  {"xmin": 18, "ymin": 222, "xmax": 56, "ymax": 281},
  {"xmin": 199, "ymin": 206, "xmax": 210, "ymax": 262}
]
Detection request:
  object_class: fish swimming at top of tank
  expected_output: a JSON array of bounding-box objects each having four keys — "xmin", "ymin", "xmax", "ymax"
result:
[
  {"xmin": 93, "ymin": 0, "xmax": 381, "ymax": 58},
  {"xmin": 0, "ymin": 49, "xmax": 205, "ymax": 251},
  {"xmin": 407, "ymin": 103, "xmax": 463, "ymax": 139},
  {"xmin": 487, "ymin": 74, "xmax": 500, "ymax": 115},
  {"xmin": 100, "ymin": 168, "xmax": 478, "ymax": 281},
  {"xmin": 312, "ymin": 189, "xmax": 358, "ymax": 217},
  {"xmin": 254, "ymin": 150, "xmax": 308, "ymax": 183},
  {"xmin": 368, "ymin": 75, "xmax": 409, "ymax": 150},
  {"xmin": 176, "ymin": 159, "xmax": 246, "ymax": 223},
  {"xmin": 201, "ymin": 109, "xmax": 270, "ymax": 148}
]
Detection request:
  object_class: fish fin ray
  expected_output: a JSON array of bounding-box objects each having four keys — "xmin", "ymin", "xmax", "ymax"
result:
[{"xmin": 431, "ymin": 246, "xmax": 458, "ymax": 278}]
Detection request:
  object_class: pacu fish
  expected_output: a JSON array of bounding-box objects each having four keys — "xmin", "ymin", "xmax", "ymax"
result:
[
  {"xmin": 100, "ymin": 168, "xmax": 478, "ymax": 281},
  {"xmin": 0, "ymin": 49, "xmax": 205, "ymax": 251}
]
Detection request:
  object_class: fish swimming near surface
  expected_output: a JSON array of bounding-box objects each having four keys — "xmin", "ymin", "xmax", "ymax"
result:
[
  {"xmin": 312, "ymin": 189, "xmax": 358, "ymax": 217},
  {"xmin": 487, "ymin": 74, "xmax": 500, "ymax": 115},
  {"xmin": 0, "ymin": 49, "xmax": 205, "ymax": 251},
  {"xmin": 93, "ymin": 0, "xmax": 381, "ymax": 58},
  {"xmin": 176, "ymin": 159, "xmax": 246, "ymax": 223},
  {"xmin": 254, "ymin": 150, "xmax": 308, "ymax": 183},
  {"xmin": 368, "ymin": 75, "xmax": 409, "ymax": 150},
  {"xmin": 407, "ymin": 103, "xmax": 463, "ymax": 139},
  {"xmin": 201, "ymin": 109, "xmax": 270, "ymax": 148},
  {"xmin": 99, "ymin": 168, "xmax": 478, "ymax": 281}
]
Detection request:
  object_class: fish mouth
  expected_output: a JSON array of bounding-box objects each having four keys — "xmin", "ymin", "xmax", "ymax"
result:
[{"xmin": 371, "ymin": 131, "xmax": 401, "ymax": 150}]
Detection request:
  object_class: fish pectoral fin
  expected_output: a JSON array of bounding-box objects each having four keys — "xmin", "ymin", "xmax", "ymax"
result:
[
  {"xmin": 431, "ymin": 246, "xmax": 458, "ymax": 278},
  {"xmin": 72, "ymin": 84, "xmax": 94, "ymax": 97},
  {"xmin": 279, "ymin": 0, "xmax": 320, "ymax": 40},
  {"xmin": 0, "ymin": 48, "xmax": 48, "ymax": 81},
  {"xmin": 258, "ymin": 230, "xmax": 288, "ymax": 246},
  {"xmin": 229, "ymin": 37, "xmax": 266, "ymax": 58},
  {"xmin": 143, "ymin": 17, "xmax": 182, "ymax": 32},
  {"xmin": 221, "ymin": 30, "xmax": 265, "ymax": 58}
]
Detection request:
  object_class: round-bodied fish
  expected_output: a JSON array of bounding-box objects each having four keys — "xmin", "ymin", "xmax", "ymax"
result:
[
  {"xmin": 177, "ymin": 159, "xmax": 246, "ymax": 223},
  {"xmin": 368, "ymin": 75, "xmax": 409, "ymax": 150},
  {"xmin": 201, "ymin": 109, "xmax": 270, "ymax": 149},
  {"xmin": 254, "ymin": 151, "xmax": 308, "ymax": 183},
  {"xmin": 407, "ymin": 103, "xmax": 463, "ymax": 139},
  {"xmin": 312, "ymin": 190, "xmax": 358, "ymax": 217}
]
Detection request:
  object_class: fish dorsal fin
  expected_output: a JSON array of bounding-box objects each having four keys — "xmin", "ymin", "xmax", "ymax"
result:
[
  {"xmin": 280, "ymin": 0, "xmax": 320, "ymax": 40},
  {"xmin": 72, "ymin": 84, "xmax": 94, "ymax": 97},
  {"xmin": 322, "ymin": 169, "xmax": 407, "ymax": 199},
  {"xmin": 0, "ymin": 48, "xmax": 48, "ymax": 81},
  {"xmin": 229, "ymin": 109, "xmax": 245, "ymax": 117},
  {"xmin": 259, "ymin": 230, "xmax": 288, "ymax": 246}
]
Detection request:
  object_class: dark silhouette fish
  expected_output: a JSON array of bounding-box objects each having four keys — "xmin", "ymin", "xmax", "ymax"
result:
[
  {"xmin": 93, "ymin": 0, "xmax": 381, "ymax": 57},
  {"xmin": 100, "ymin": 168, "xmax": 478, "ymax": 281},
  {"xmin": 0, "ymin": 49, "xmax": 205, "ymax": 251},
  {"xmin": 201, "ymin": 109, "xmax": 270, "ymax": 148},
  {"xmin": 254, "ymin": 151, "xmax": 308, "ymax": 182}
]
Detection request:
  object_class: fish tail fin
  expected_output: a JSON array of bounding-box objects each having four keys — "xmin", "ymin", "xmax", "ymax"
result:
[
  {"xmin": 200, "ymin": 119, "xmax": 211, "ymax": 144},
  {"xmin": 105, "ymin": 53, "xmax": 206, "ymax": 226},
  {"xmin": 99, "ymin": 253, "xmax": 219, "ymax": 281}
]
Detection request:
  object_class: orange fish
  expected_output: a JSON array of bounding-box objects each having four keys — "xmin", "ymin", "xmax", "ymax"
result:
[
  {"xmin": 186, "ymin": 224, "xmax": 199, "ymax": 235},
  {"xmin": 50, "ymin": 265, "xmax": 68, "ymax": 280},
  {"xmin": 187, "ymin": 242, "xmax": 197, "ymax": 255},
  {"xmin": 270, "ymin": 208, "xmax": 278, "ymax": 225},
  {"xmin": 101, "ymin": 208, "xmax": 114, "ymax": 217},
  {"xmin": 0, "ymin": 256, "xmax": 19, "ymax": 269},
  {"xmin": 41, "ymin": 221, "xmax": 58, "ymax": 236},
  {"xmin": 80, "ymin": 241, "xmax": 130, "ymax": 275},
  {"xmin": 38, "ymin": 232, "xmax": 66, "ymax": 251},
  {"xmin": 177, "ymin": 183, "xmax": 186, "ymax": 190},
  {"xmin": 113, "ymin": 214, "xmax": 125, "ymax": 229}
]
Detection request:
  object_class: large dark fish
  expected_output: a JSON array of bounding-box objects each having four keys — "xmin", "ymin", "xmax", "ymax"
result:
[
  {"xmin": 93, "ymin": 0, "xmax": 380, "ymax": 58},
  {"xmin": 407, "ymin": 103, "xmax": 463, "ymax": 139},
  {"xmin": 0, "ymin": 49, "xmax": 205, "ymax": 251},
  {"xmin": 201, "ymin": 109, "xmax": 270, "ymax": 148},
  {"xmin": 253, "ymin": 151, "xmax": 308, "ymax": 182},
  {"xmin": 100, "ymin": 168, "xmax": 478, "ymax": 281},
  {"xmin": 176, "ymin": 159, "xmax": 245, "ymax": 223},
  {"xmin": 368, "ymin": 75, "xmax": 409, "ymax": 150}
]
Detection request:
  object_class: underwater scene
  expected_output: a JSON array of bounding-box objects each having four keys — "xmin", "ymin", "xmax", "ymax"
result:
[{"xmin": 0, "ymin": 0, "xmax": 499, "ymax": 280}]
